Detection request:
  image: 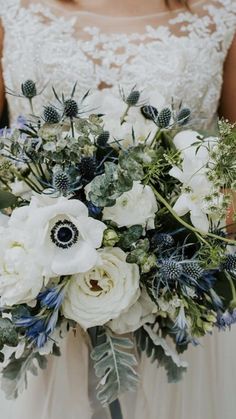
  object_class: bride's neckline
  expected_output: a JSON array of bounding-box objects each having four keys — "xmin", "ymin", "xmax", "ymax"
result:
[{"xmin": 40, "ymin": 0, "xmax": 206, "ymax": 20}]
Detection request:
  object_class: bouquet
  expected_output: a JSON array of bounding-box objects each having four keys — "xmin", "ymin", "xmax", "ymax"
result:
[{"xmin": 0, "ymin": 80, "xmax": 236, "ymax": 415}]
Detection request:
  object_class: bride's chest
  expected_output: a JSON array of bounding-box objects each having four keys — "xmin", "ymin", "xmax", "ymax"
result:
[
  {"xmin": 3, "ymin": 15, "xmax": 228, "ymax": 91},
  {"xmin": 1, "ymin": 2, "xmax": 235, "ymax": 126}
]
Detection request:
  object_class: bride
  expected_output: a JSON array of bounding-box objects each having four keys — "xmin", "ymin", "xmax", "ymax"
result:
[{"xmin": 0, "ymin": 0, "xmax": 236, "ymax": 418}]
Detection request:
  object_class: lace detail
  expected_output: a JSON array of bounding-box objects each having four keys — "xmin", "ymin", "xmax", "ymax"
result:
[{"xmin": 1, "ymin": 0, "xmax": 236, "ymax": 128}]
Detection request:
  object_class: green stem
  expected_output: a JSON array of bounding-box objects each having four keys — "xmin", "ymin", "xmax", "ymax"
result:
[
  {"xmin": 26, "ymin": 162, "xmax": 41, "ymax": 180},
  {"xmin": 37, "ymin": 162, "xmax": 47, "ymax": 182},
  {"xmin": 29, "ymin": 98, "xmax": 34, "ymax": 114},
  {"xmin": 70, "ymin": 118, "xmax": 75, "ymax": 138},
  {"xmin": 0, "ymin": 178, "xmax": 10, "ymax": 190},
  {"xmin": 152, "ymin": 187, "xmax": 236, "ymax": 246},
  {"xmin": 149, "ymin": 128, "xmax": 162, "ymax": 148},
  {"xmin": 109, "ymin": 400, "xmax": 123, "ymax": 419},
  {"xmin": 120, "ymin": 105, "xmax": 130, "ymax": 125},
  {"xmin": 11, "ymin": 168, "xmax": 42, "ymax": 193},
  {"xmin": 226, "ymin": 272, "xmax": 236, "ymax": 301}
]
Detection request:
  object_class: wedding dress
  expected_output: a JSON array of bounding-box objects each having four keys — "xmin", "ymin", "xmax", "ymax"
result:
[{"xmin": 0, "ymin": 1, "xmax": 236, "ymax": 418}]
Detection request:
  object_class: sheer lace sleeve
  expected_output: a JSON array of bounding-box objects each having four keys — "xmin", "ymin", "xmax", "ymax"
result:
[{"xmin": 1, "ymin": 0, "xmax": 236, "ymax": 128}]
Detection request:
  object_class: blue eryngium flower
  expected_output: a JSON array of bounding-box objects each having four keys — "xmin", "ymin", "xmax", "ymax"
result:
[
  {"xmin": 38, "ymin": 283, "xmax": 66, "ymax": 309},
  {"xmin": 216, "ymin": 309, "xmax": 236, "ymax": 330},
  {"xmin": 15, "ymin": 310, "xmax": 59, "ymax": 348},
  {"xmin": 87, "ymin": 201, "xmax": 102, "ymax": 218},
  {"xmin": 15, "ymin": 282, "xmax": 68, "ymax": 348}
]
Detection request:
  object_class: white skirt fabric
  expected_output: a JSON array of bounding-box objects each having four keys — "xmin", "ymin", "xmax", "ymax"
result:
[{"xmin": 0, "ymin": 326, "xmax": 236, "ymax": 419}]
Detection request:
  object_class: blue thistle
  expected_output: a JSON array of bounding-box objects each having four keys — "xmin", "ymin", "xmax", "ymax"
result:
[
  {"xmin": 151, "ymin": 233, "xmax": 175, "ymax": 250},
  {"xmin": 160, "ymin": 260, "xmax": 183, "ymax": 282},
  {"xmin": 221, "ymin": 254, "xmax": 236, "ymax": 272},
  {"xmin": 177, "ymin": 108, "xmax": 191, "ymax": 126},
  {"xmin": 182, "ymin": 262, "xmax": 204, "ymax": 280},
  {"xmin": 53, "ymin": 171, "xmax": 71, "ymax": 195}
]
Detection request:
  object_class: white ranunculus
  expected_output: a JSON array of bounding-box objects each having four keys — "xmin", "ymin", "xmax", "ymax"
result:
[
  {"xmin": 108, "ymin": 288, "xmax": 157, "ymax": 334},
  {"xmin": 62, "ymin": 247, "xmax": 140, "ymax": 329},
  {"xmin": 84, "ymin": 87, "xmax": 165, "ymax": 147},
  {"xmin": 0, "ymin": 227, "xmax": 44, "ymax": 306},
  {"xmin": 9, "ymin": 194, "xmax": 106, "ymax": 276},
  {"xmin": 102, "ymin": 181, "xmax": 158, "ymax": 228}
]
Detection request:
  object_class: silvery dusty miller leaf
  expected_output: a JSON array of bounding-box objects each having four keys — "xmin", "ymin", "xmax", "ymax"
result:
[{"xmin": 91, "ymin": 328, "xmax": 139, "ymax": 406}]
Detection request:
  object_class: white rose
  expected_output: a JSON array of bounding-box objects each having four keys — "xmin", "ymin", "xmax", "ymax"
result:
[
  {"xmin": 9, "ymin": 194, "xmax": 106, "ymax": 276},
  {"xmin": 102, "ymin": 181, "xmax": 158, "ymax": 228},
  {"xmin": 108, "ymin": 288, "xmax": 157, "ymax": 334},
  {"xmin": 62, "ymin": 247, "xmax": 140, "ymax": 329},
  {"xmin": 0, "ymin": 227, "xmax": 44, "ymax": 306}
]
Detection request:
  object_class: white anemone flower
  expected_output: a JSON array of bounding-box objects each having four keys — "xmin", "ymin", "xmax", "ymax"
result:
[{"xmin": 9, "ymin": 194, "xmax": 106, "ymax": 276}]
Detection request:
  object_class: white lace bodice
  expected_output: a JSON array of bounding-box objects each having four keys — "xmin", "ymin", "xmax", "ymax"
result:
[{"xmin": 1, "ymin": 0, "xmax": 236, "ymax": 128}]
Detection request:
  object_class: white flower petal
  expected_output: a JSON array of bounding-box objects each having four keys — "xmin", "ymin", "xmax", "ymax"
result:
[
  {"xmin": 173, "ymin": 194, "xmax": 190, "ymax": 216},
  {"xmin": 51, "ymin": 241, "xmax": 100, "ymax": 276},
  {"xmin": 190, "ymin": 208, "xmax": 209, "ymax": 232}
]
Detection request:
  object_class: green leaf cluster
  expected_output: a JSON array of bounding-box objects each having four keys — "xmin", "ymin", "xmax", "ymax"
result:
[{"xmin": 89, "ymin": 146, "xmax": 146, "ymax": 207}]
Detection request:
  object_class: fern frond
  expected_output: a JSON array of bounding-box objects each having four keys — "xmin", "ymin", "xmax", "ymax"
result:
[{"xmin": 91, "ymin": 328, "xmax": 139, "ymax": 406}]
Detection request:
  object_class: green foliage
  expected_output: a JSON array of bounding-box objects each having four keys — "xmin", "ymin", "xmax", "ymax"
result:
[
  {"xmin": 0, "ymin": 191, "xmax": 18, "ymax": 209},
  {"xmin": 135, "ymin": 325, "xmax": 187, "ymax": 383},
  {"xmin": 89, "ymin": 162, "xmax": 122, "ymax": 207},
  {"xmin": 1, "ymin": 350, "xmax": 47, "ymax": 399},
  {"xmin": 184, "ymin": 299, "xmax": 216, "ymax": 337},
  {"xmin": 208, "ymin": 120, "xmax": 236, "ymax": 189},
  {"xmin": 118, "ymin": 225, "xmax": 143, "ymax": 250},
  {"xmin": 198, "ymin": 241, "xmax": 226, "ymax": 269},
  {"xmin": 89, "ymin": 146, "xmax": 148, "ymax": 208},
  {"xmin": 126, "ymin": 239, "xmax": 150, "ymax": 264},
  {"xmin": 91, "ymin": 328, "xmax": 139, "ymax": 406},
  {"xmin": 0, "ymin": 318, "xmax": 18, "ymax": 350}
]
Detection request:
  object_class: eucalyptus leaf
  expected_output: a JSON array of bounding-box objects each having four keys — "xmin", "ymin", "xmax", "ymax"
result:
[
  {"xmin": 0, "ymin": 191, "xmax": 17, "ymax": 209},
  {"xmin": 118, "ymin": 225, "xmax": 143, "ymax": 250},
  {"xmin": 0, "ymin": 318, "xmax": 18, "ymax": 347},
  {"xmin": 91, "ymin": 328, "xmax": 139, "ymax": 406}
]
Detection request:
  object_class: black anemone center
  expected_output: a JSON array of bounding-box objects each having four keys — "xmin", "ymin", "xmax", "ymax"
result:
[
  {"xmin": 57, "ymin": 227, "xmax": 73, "ymax": 243},
  {"xmin": 50, "ymin": 219, "xmax": 79, "ymax": 249}
]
